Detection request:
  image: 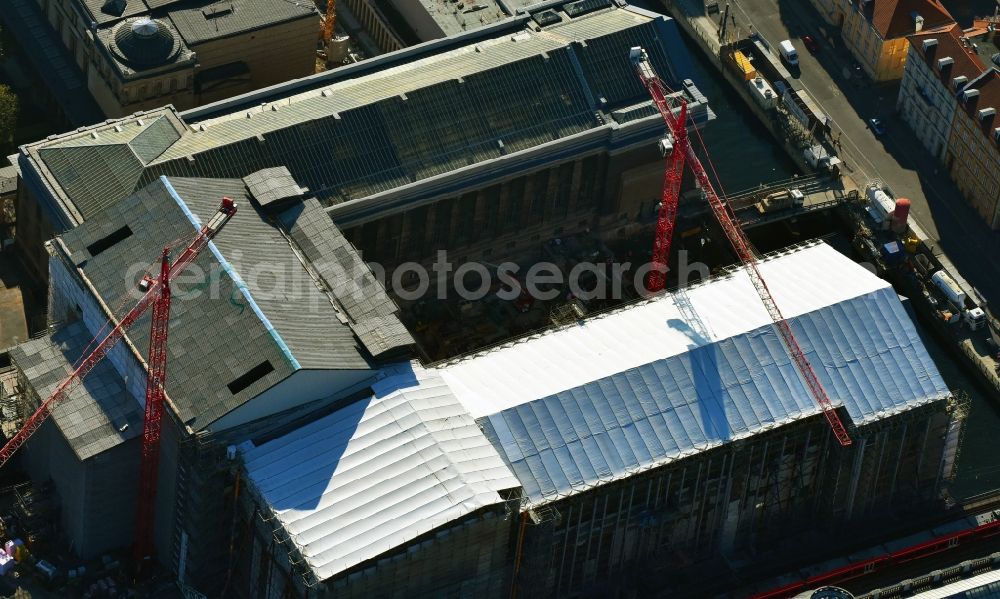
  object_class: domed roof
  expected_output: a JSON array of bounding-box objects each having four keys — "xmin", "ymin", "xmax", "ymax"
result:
[{"xmin": 111, "ymin": 18, "xmax": 180, "ymax": 69}]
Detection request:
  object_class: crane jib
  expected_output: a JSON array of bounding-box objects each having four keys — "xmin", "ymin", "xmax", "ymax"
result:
[{"xmin": 630, "ymin": 48, "xmax": 852, "ymax": 447}]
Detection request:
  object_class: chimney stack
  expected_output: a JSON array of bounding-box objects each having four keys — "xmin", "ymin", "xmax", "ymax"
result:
[
  {"xmin": 964, "ymin": 88, "xmax": 981, "ymax": 109},
  {"xmin": 954, "ymin": 75, "xmax": 969, "ymax": 91},
  {"xmin": 912, "ymin": 12, "xmax": 925, "ymax": 32},
  {"xmin": 937, "ymin": 56, "xmax": 954, "ymax": 80},
  {"xmin": 979, "ymin": 107, "xmax": 997, "ymax": 130},
  {"xmin": 922, "ymin": 38, "xmax": 938, "ymax": 61}
]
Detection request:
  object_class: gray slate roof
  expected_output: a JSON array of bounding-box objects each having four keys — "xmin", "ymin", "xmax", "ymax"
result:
[
  {"xmin": 58, "ymin": 176, "xmax": 370, "ymax": 431},
  {"xmin": 168, "ymin": 0, "xmax": 315, "ymax": 46},
  {"xmin": 243, "ymin": 167, "xmax": 306, "ymax": 209},
  {"xmin": 9, "ymin": 321, "xmax": 142, "ymax": 461},
  {"xmin": 31, "ymin": 114, "xmax": 183, "ymax": 220},
  {"xmin": 21, "ymin": 6, "xmax": 705, "ymax": 228},
  {"xmin": 38, "ymin": 144, "xmax": 146, "ymax": 219},
  {"xmin": 136, "ymin": 7, "xmax": 681, "ymax": 206},
  {"xmin": 80, "ymin": 0, "xmax": 149, "ymax": 26},
  {"xmin": 280, "ymin": 198, "xmax": 414, "ymax": 357}
]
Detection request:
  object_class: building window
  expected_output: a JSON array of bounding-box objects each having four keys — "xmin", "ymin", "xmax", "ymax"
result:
[{"xmin": 916, "ymin": 85, "xmax": 933, "ymax": 106}]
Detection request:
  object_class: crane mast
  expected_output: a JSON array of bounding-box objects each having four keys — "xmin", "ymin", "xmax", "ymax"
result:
[
  {"xmin": 133, "ymin": 249, "xmax": 171, "ymax": 570},
  {"xmin": 133, "ymin": 197, "xmax": 237, "ymax": 567},
  {"xmin": 635, "ymin": 49, "xmax": 688, "ymax": 293},
  {"xmin": 630, "ymin": 47, "xmax": 852, "ymax": 447},
  {"xmin": 650, "ymin": 105, "xmax": 687, "ymax": 293}
]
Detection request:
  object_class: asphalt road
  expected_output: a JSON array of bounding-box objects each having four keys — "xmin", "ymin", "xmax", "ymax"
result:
[{"xmin": 697, "ymin": 0, "xmax": 1000, "ymax": 305}]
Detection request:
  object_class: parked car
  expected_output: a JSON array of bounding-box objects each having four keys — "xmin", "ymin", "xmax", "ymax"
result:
[
  {"xmin": 779, "ymin": 39, "xmax": 799, "ymax": 66},
  {"xmin": 802, "ymin": 34, "xmax": 819, "ymax": 53},
  {"xmin": 868, "ymin": 117, "xmax": 887, "ymax": 137}
]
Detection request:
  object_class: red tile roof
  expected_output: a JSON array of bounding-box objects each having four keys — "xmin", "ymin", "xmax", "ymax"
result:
[
  {"xmin": 960, "ymin": 69, "xmax": 1000, "ymax": 145},
  {"xmin": 870, "ymin": 0, "xmax": 954, "ymax": 40},
  {"xmin": 908, "ymin": 24, "xmax": 986, "ymax": 84},
  {"xmin": 909, "ymin": 24, "xmax": 1000, "ymax": 148}
]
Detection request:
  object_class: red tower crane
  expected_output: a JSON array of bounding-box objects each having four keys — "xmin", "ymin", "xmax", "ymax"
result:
[
  {"xmin": 133, "ymin": 198, "xmax": 237, "ymax": 568},
  {"xmin": 646, "ymin": 97, "xmax": 687, "ymax": 293},
  {"xmin": 630, "ymin": 47, "xmax": 852, "ymax": 447},
  {"xmin": 0, "ymin": 197, "xmax": 238, "ymax": 566}
]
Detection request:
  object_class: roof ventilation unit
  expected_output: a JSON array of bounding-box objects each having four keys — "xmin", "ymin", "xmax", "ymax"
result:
[
  {"xmin": 102, "ymin": 0, "xmax": 126, "ymax": 16},
  {"xmin": 564, "ymin": 0, "xmax": 611, "ymax": 18},
  {"xmin": 532, "ymin": 9, "xmax": 561, "ymax": 26},
  {"xmin": 243, "ymin": 166, "xmax": 306, "ymax": 212}
]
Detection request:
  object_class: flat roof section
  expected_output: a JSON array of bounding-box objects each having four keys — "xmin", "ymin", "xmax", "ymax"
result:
[
  {"xmin": 416, "ymin": 0, "xmax": 508, "ymax": 36},
  {"xmin": 168, "ymin": 0, "xmax": 316, "ymax": 46}
]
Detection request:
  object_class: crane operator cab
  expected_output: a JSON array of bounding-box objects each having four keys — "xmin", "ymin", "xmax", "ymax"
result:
[{"xmin": 658, "ymin": 134, "xmax": 675, "ymax": 157}]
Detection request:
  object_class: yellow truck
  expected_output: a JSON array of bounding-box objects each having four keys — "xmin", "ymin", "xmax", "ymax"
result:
[{"xmin": 756, "ymin": 188, "xmax": 804, "ymax": 214}]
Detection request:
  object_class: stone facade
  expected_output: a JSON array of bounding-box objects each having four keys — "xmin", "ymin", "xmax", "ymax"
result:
[
  {"xmin": 897, "ymin": 35, "xmax": 960, "ymax": 161},
  {"xmin": 945, "ymin": 82, "xmax": 1000, "ymax": 228},
  {"xmin": 29, "ymin": 0, "xmax": 317, "ymax": 119}
]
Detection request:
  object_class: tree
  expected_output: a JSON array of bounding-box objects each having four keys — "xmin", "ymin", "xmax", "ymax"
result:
[{"xmin": 0, "ymin": 84, "xmax": 17, "ymax": 152}]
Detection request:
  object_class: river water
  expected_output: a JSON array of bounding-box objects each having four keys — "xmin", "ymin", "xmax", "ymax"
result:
[
  {"xmin": 920, "ymin": 325, "xmax": 1000, "ymax": 500},
  {"xmin": 682, "ymin": 36, "xmax": 800, "ymax": 193}
]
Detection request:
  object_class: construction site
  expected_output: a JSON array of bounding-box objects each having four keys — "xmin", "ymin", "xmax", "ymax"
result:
[{"xmin": 0, "ymin": 1, "xmax": 986, "ymax": 598}]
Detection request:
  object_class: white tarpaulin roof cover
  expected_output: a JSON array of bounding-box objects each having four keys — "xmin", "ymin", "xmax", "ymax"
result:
[
  {"xmin": 441, "ymin": 241, "xmax": 950, "ymax": 505},
  {"xmin": 243, "ymin": 242, "xmax": 950, "ymax": 580},
  {"xmin": 241, "ymin": 363, "xmax": 519, "ymax": 582}
]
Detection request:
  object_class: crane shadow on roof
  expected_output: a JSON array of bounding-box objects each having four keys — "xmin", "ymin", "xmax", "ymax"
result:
[{"xmin": 667, "ymin": 313, "xmax": 732, "ymax": 443}]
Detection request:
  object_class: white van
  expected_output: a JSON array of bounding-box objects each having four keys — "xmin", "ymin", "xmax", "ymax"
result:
[{"xmin": 779, "ymin": 39, "xmax": 799, "ymax": 66}]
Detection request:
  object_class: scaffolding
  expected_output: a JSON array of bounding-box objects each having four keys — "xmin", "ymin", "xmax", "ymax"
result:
[
  {"xmin": 229, "ymin": 389, "xmax": 960, "ymax": 599},
  {"xmin": 513, "ymin": 398, "xmax": 958, "ymax": 598},
  {"xmin": 0, "ymin": 365, "xmax": 22, "ymax": 440}
]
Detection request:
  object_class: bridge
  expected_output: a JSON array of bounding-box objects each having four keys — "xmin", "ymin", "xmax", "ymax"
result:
[{"xmin": 727, "ymin": 173, "xmax": 852, "ymax": 229}]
